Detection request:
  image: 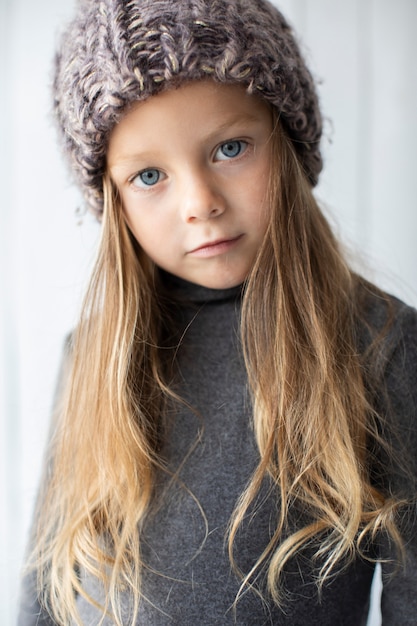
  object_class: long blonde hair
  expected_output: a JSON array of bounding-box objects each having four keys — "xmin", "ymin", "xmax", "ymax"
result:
[{"xmin": 30, "ymin": 121, "xmax": 405, "ymax": 624}]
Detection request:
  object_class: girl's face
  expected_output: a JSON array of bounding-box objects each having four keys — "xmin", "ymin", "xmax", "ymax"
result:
[{"xmin": 108, "ymin": 80, "xmax": 273, "ymax": 289}]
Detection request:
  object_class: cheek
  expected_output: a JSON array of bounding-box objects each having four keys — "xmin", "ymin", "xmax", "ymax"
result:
[
  {"xmin": 125, "ymin": 211, "xmax": 174, "ymax": 260},
  {"xmin": 244, "ymin": 180, "xmax": 270, "ymax": 228},
  {"xmin": 128, "ymin": 220, "xmax": 156, "ymax": 249},
  {"xmin": 123, "ymin": 202, "xmax": 155, "ymax": 243},
  {"xmin": 245, "ymin": 155, "xmax": 270, "ymax": 197}
]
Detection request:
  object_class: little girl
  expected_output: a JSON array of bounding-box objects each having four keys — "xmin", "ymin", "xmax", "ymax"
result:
[{"xmin": 19, "ymin": 0, "xmax": 417, "ymax": 624}]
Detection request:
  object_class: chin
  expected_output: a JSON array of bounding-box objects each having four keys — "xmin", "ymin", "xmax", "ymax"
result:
[{"xmin": 196, "ymin": 272, "xmax": 247, "ymax": 290}]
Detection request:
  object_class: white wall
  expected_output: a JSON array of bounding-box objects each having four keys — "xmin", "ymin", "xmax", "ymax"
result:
[
  {"xmin": 1, "ymin": 1, "xmax": 99, "ymax": 622},
  {"xmin": 1, "ymin": 0, "xmax": 416, "ymax": 623}
]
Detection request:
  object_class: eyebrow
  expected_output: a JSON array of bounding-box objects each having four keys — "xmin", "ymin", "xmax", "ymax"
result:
[
  {"xmin": 109, "ymin": 151, "xmax": 162, "ymax": 170},
  {"xmin": 203, "ymin": 111, "xmax": 266, "ymax": 142},
  {"xmin": 108, "ymin": 111, "xmax": 266, "ymax": 171}
]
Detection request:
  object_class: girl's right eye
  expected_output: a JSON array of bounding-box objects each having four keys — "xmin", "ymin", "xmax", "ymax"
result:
[{"xmin": 131, "ymin": 168, "xmax": 162, "ymax": 188}]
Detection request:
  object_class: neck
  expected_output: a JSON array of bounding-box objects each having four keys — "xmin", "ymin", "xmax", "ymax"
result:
[{"xmin": 158, "ymin": 270, "xmax": 243, "ymax": 304}]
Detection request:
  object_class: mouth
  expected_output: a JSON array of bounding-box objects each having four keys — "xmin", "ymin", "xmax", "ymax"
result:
[{"xmin": 188, "ymin": 235, "xmax": 243, "ymax": 258}]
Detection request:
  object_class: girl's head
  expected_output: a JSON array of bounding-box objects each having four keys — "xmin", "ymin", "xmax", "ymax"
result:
[
  {"xmin": 54, "ymin": 0, "xmax": 323, "ymax": 220},
  {"xmin": 107, "ymin": 80, "xmax": 273, "ymax": 289}
]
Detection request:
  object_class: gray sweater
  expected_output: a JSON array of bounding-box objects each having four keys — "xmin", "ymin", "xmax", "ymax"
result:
[{"xmin": 18, "ymin": 276, "xmax": 417, "ymax": 625}]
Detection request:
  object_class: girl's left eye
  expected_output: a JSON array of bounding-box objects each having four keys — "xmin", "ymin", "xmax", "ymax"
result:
[
  {"xmin": 131, "ymin": 168, "xmax": 163, "ymax": 188},
  {"xmin": 215, "ymin": 140, "xmax": 248, "ymax": 161}
]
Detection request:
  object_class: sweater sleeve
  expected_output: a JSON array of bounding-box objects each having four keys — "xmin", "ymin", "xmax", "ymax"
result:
[
  {"xmin": 376, "ymin": 304, "xmax": 417, "ymax": 625},
  {"xmin": 17, "ymin": 337, "xmax": 72, "ymax": 626},
  {"xmin": 17, "ymin": 572, "xmax": 57, "ymax": 626}
]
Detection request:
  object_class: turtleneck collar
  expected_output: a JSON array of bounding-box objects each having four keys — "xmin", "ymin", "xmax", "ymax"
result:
[{"xmin": 158, "ymin": 270, "xmax": 243, "ymax": 305}]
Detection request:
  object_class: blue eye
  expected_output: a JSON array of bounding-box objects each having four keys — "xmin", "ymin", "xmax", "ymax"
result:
[
  {"xmin": 132, "ymin": 168, "xmax": 161, "ymax": 188},
  {"xmin": 216, "ymin": 140, "xmax": 247, "ymax": 161}
]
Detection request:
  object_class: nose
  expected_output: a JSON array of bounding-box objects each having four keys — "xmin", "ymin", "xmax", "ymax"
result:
[{"xmin": 180, "ymin": 169, "xmax": 226, "ymax": 223}]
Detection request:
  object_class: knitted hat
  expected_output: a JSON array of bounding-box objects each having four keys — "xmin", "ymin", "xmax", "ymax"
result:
[{"xmin": 54, "ymin": 0, "xmax": 323, "ymax": 218}]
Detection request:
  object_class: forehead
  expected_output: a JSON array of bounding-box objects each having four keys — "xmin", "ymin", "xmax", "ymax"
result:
[{"xmin": 107, "ymin": 80, "xmax": 272, "ymax": 164}]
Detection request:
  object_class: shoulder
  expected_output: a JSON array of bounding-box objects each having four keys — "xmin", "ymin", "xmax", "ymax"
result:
[
  {"xmin": 355, "ymin": 278, "xmax": 417, "ymax": 361},
  {"xmin": 356, "ymin": 280, "xmax": 417, "ymax": 492},
  {"xmin": 354, "ymin": 278, "xmax": 417, "ymax": 408}
]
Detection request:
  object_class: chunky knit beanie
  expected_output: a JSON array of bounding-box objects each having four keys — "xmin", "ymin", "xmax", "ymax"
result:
[{"xmin": 54, "ymin": 0, "xmax": 323, "ymax": 217}]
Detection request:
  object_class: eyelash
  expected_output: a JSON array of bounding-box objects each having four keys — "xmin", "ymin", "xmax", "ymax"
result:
[
  {"xmin": 129, "ymin": 139, "xmax": 249, "ymax": 189},
  {"xmin": 130, "ymin": 169, "xmax": 164, "ymax": 189},
  {"xmin": 215, "ymin": 139, "xmax": 248, "ymax": 161}
]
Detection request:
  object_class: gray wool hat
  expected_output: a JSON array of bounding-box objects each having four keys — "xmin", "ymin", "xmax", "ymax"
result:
[{"xmin": 54, "ymin": 0, "xmax": 323, "ymax": 218}]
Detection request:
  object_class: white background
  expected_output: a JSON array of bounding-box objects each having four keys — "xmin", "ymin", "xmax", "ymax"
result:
[{"xmin": 1, "ymin": 0, "xmax": 416, "ymax": 623}]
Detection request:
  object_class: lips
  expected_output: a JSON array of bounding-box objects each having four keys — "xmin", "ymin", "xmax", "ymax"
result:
[{"xmin": 188, "ymin": 235, "xmax": 243, "ymax": 257}]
